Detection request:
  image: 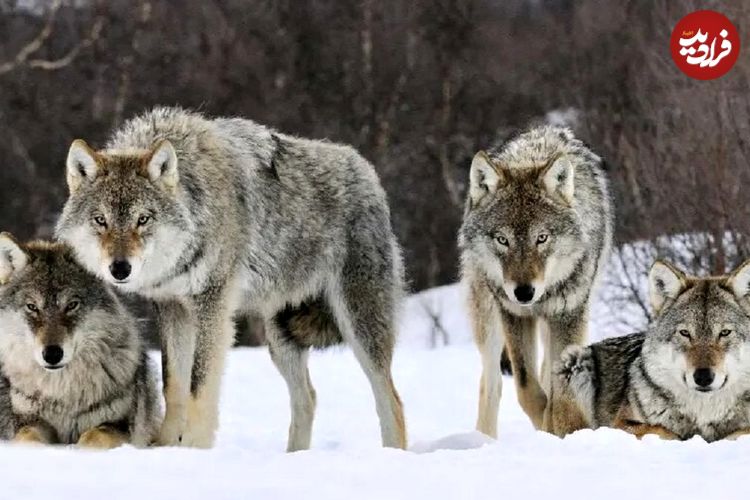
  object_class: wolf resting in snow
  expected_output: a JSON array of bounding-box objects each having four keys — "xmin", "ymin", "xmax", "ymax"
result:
[{"xmin": 556, "ymin": 260, "xmax": 750, "ymax": 442}]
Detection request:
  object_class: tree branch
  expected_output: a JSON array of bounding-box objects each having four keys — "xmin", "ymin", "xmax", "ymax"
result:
[{"xmin": 0, "ymin": 1, "xmax": 103, "ymax": 75}]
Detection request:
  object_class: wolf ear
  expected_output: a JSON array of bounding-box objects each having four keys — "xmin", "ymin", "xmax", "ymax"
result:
[
  {"xmin": 66, "ymin": 140, "xmax": 101, "ymax": 193},
  {"xmin": 0, "ymin": 232, "xmax": 28, "ymax": 285},
  {"xmin": 727, "ymin": 259, "xmax": 750, "ymax": 299},
  {"xmin": 146, "ymin": 140, "xmax": 178, "ymax": 189},
  {"xmin": 469, "ymin": 151, "xmax": 504, "ymax": 205},
  {"xmin": 649, "ymin": 260, "xmax": 687, "ymax": 315},
  {"xmin": 541, "ymin": 155, "xmax": 575, "ymax": 204}
]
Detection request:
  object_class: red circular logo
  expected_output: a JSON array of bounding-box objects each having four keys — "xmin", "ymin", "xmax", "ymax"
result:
[{"xmin": 670, "ymin": 10, "xmax": 740, "ymax": 80}]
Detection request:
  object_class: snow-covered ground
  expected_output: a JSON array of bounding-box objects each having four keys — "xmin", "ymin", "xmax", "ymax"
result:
[{"xmin": 3, "ymin": 276, "xmax": 749, "ymax": 499}]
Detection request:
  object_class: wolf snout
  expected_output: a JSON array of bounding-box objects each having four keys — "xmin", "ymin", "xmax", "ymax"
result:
[
  {"xmin": 693, "ymin": 368, "xmax": 715, "ymax": 390},
  {"xmin": 109, "ymin": 259, "xmax": 132, "ymax": 281},
  {"xmin": 42, "ymin": 345, "xmax": 65, "ymax": 368},
  {"xmin": 513, "ymin": 284, "xmax": 535, "ymax": 303}
]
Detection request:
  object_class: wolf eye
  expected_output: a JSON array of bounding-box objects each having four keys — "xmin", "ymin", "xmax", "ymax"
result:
[
  {"xmin": 25, "ymin": 303, "xmax": 38, "ymax": 313},
  {"xmin": 137, "ymin": 215, "xmax": 151, "ymax": 227},
  {"xmin": 496, "ymin": 235, "xmax": 509, "ymax": 246},
  {"xmin": 65, "ymin": 300, "xmax": 80, "ymax": 313},
  {"xmin": 536, "ymin": 234, "xmax": 549, "ymax": 244},
  {"xmin": 719, "ymin": 329, "xmax": 732, "ymax": 338},
  {"xmin": 678, "ymin": 329, "xmax": 691, "ymax": 339},
  {"xmin": 93, "ymin": 216, "xmax": 107, "ymax": 227}
]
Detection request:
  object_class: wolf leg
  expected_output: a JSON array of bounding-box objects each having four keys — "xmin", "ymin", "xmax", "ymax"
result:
[
  {"xmin": 13, "ymin": 423, "xmax": 57, "ymax": 445},
  {"xmin": 328, "ymin": 283, "xmax": 406, "ymax": 449},
  {"xmin": 266, "ymin": 320, "xmax": 317, "ymax": 452},
  {"xmin": 155, "ymin": 299, "xmax": 197, "ymax": 446},
  {"xmin": 613, "ymin": 408, "xmax": 680, "ymax": 440},
  {"xmin": 502, "ymin": 312, "xmax": 547, "ymax": 429},
  {"xmin": 182, "ymin": 285, "xmax": 236, "ymax": 448},
  {"xmin": 470, "ymin": 284, "xmax": 503, "ymax": 438},
  {"xmin": 543, "ymin": 309, "xmax": 589, "ymax": 436},
  {"xmin": 77, "ymin": 425, "xmax": 129, "ymax": 449},
  {"xmin": 469, "ymin": 286, "xmax": 503, "ymax": 438},
  {"xmin": 477, "ymin": 337, "xmax": 503, "ymax": 438},
  {"xmin": 725, "ymin": 429, "xmax": 750, "ymax": 440},
  {"xmin": 539, "ymin": 322, "xmax": 551, "ymax": 395}
]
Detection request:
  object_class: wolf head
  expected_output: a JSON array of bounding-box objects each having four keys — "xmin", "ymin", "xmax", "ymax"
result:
[
  {"xmin": 644, "ymin": 259, "xmax": 750, "ymax": 395},
  {"xmin": 55, "ymin": 139, "xmax": 192, "ymax": 290},
  {"xmin": 460, "ymin": 144, "xmax": 585, "ymax": 307},
  {"xmin": 0, "ymin": 234, "xmax": 123, "ymax": 371}
]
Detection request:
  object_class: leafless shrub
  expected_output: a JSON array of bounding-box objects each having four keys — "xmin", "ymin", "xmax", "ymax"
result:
[{"xmin": 420, "ymin": 298, "xmax": 450, "ymax": 349}]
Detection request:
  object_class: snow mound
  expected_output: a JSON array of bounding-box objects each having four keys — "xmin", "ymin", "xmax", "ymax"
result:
[{"xmin": 411, "ymin": 431, "xmax": 495, "ymax": 453}]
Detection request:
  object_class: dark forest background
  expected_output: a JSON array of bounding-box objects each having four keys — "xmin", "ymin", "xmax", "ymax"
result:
[{"xmin": 0, "ymin": 0, "xmax": 749, "ymax": 341}]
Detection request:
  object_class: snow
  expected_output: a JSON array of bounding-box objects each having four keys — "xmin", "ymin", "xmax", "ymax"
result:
[{"xmin": 2, "ymin": 272, "xmax": 749, "ymax": 500}]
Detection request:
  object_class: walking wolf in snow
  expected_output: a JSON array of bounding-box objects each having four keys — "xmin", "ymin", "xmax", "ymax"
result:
[
  {"xmin": 56, "ymin": 107, "xmax": 406, "ymax": 450},
  {"xmin": 0, "ymin": 235, "xmax": 160, "ymax": 447},
  {"xmin": 459, "ymin": 126, "xmax": 613, "ymax": 437},
  {"xmin": 556, "ymin": 259, "xmax": 750, "ymax": 442}
]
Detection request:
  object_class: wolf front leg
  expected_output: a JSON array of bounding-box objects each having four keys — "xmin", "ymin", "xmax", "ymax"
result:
[
  {"xmin": 724, "ymin": 428, "xmax": 750, "ymax": 441},
  {"xmin": 181, "ymin": 284, "xmax": 236, "ymax": 448},
  {"xmin": 470, "ymin": 284, "xmax": 503, "ymax": 438},
  {"xmin": 501, "ymin": 311, "xmax": 547, "ymax": 429},
  {"xmin": 542, "ymin": 308, "xmax": 589, "ymax": 437},
  {"xmin": 155, "ymin": 299, "xmax": 197, "ymax": 447},
  {"xmin": 613, "ymin": 407, "xmax": 680, "ymax": 440}
]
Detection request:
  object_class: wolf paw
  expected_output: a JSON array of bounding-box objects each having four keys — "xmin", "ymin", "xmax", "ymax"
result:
[
  {"xmin": 156, "ymin": 417, "xmax": 186, "ymax": 446},
  {"xmin": 555, "ymin": 345, "xmax": 594, "ymax": 387},
  {"xmin": 13, "ymin": 426, "xmax": 50, "ymax": 446},
  {"xmin": 77, "ymin": 427, "xmax": 128, "ymax": 449}
]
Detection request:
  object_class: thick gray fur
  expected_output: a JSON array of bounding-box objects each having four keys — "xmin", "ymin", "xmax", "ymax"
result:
[
  {"xmin": 0, "ymin": 239, "xmax": 161, "ymax": 446},
  {"xmin": 557, "ymin": 266, "xmax": 750, "ymax": 442},
  {"xmin": 56, "ymin": 107, "xmax": 407, "ymax": 449},
  {"xmin": 459, "ymin": 126, "xmax": 613, "ymax": 436}
]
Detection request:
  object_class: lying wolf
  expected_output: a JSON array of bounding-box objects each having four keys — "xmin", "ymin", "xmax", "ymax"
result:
[
  {"xmin": 556, "ymin": 260, "xmax": 750, "ymax": 442},
  {"xmin": 56, "ymin": 107, "xmax": 406, "ymax": 449},
  {"xmin": 0, "ymin": 234, "xmax": 161, "ymax": 447}
]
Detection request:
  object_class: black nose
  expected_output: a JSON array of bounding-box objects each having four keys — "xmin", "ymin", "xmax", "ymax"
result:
[
  {"xmin": 514, "ymin": 284, "xmax": 535, "ymax": 303},
  {"xmin": 109, "ymin": 260, "xmax": 131, "ymax": 280},
  {"xmin": 693, "ymin": 368, "xmax": 715, "ymax": 388},
  {"xmin": 42, "ymin": 345, "xmax": 64, "ymax": 366}
]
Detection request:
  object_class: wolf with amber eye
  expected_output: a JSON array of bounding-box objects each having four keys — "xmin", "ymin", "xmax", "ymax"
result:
[{"xmin": 0, "ymin": 234, "xmax": 161, "ymax": 447}]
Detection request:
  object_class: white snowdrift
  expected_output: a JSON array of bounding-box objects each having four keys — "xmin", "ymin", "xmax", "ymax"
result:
[
  {"xmin": 2, "ymin": 263, "xmax": 747, "ymax": 500},
  {"xmin": 2, "ymin": 343, "xmax": 748, "ymax": 500}
]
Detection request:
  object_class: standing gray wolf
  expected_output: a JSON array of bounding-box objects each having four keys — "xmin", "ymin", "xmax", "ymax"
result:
[
  {"xmin": 556, "ymin": 259, "xmax": 750, "ymax": 442},
  {"xmin": 459, "ymin": 126, "xmax": 613, "ymax": 437},
  {"xmin": 0, "ymin": 234, "xmax": 160, "ymax": 447},
  {"xmin": 56, "ymin": 107, "xmax": 406, "ymax": 450}
]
